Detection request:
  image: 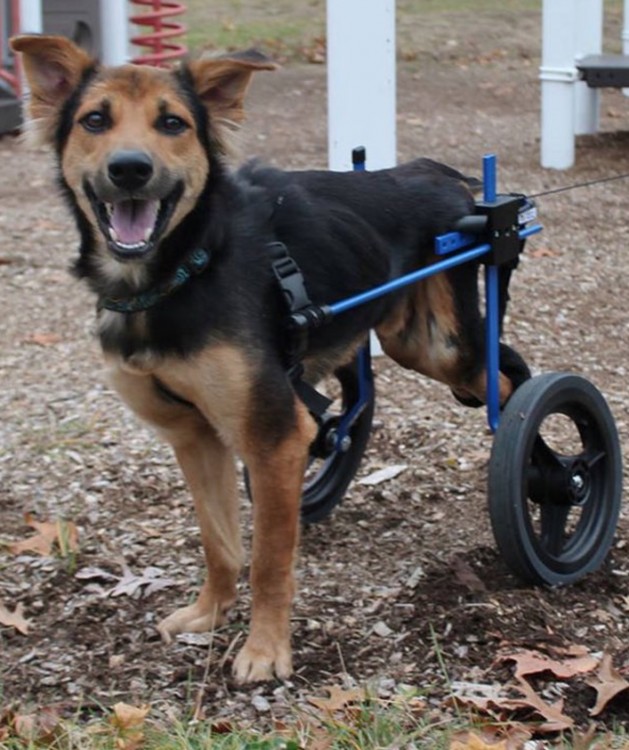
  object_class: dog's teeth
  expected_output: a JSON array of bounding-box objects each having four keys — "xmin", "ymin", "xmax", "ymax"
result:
[
  {"xmin": 109, "ymin": 227, "xmax": 119, "ymax": 242},
  {"xmin": 143, "ymin": 227, "xmax": 152, "ymax": 242}
]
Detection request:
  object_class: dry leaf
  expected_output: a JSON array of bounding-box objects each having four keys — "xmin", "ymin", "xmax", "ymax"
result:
[
  {"xmin": 0, "ymin": 601, "xmax": 31, "ymax": 635},
  {"xmin": 358, "ymin": 464, "xmax": 407, "ymax": 486},
  {"xmin": 12, "ymin": 706, "xmax": 61, "ymax": 742},
  {"xmin": 22, "ymin": 332, "xmax": 62, "ymax": 346},
  {"xmin": 111, "ymin": 702, "xmax": 149, "ymax": 730},
  {"xmin": 308, "ymin": 685, "xmax": 367, "ymax": 713},
  {"xmin": 107, "ymin": 566, "xmax": 176, "ymax": 598},
  {"xmin": 110, "ymin": 703, "xmax": 149, "ymax": 750},
  {"xmin": 587, "ymin": 653, "xmax": 629, "ymax": 716},
  {"xmin": 8, "ymin": 514, "xmax": 78, "ymax": 557},
  {"xmin": 451, "ymin": 555, "xmax": 487, "ymax": 592},
  {"xmin": 500, "ymin": 648, "xmax": 598, "ymax": 680},
  {"xmin": 450, "ymin": 732, "xmax": 507, "ymax": 749},
  {"xmin": 529, "ymin": 246, "xmax": 559, "ymax": 259},
  {"xmin": 500, "ymin": 677, "xmax": 574, "ymax": 733}
]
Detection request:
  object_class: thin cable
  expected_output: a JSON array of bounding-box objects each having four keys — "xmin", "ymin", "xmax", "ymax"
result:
[{"xmin": 529, "ymin": 171, "xmax": 629, "ymax": 199}]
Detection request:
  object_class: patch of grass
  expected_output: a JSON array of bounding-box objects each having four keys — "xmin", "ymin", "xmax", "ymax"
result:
[
  {"xmin": 2, "ymin": 694, "xmax": 629, "ymax": 749},
  {"xmin": 181, "ymin": 0, "xmax": 325, "ymax": 55}
]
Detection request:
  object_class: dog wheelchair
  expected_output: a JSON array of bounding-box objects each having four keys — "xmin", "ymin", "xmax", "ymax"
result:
[{"xmin": 272, "ymin": 152, "xmax": 623, "ymax": 588}]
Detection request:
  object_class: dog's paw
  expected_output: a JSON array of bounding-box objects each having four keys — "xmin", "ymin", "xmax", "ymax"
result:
[
  {"xmin": 157, "ymin": 603, "xmax": 227, "ymax": 643},
  {"xmin": 232, "ymin": 636, "xmax": 292, "ymax": 683}
]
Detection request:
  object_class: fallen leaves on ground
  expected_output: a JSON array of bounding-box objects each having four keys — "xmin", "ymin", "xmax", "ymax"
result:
[
  {"xmin": 7, "ymin": 513, "xmax": 78, "ymax": 557},
  {"xmin": 21, "ymin": 332, "xmax": 62, "ymax": 346},
  {"xmin": 110, "ymin": 702, "xmax": 150, "ymax": 750},
  {"xmin": 450, "ymin": 645, "xmax": 629, "ymax": 732},
  {"xmin": 0, "ymin": 601, "xmax": 31, "ymax": 634},
  {"xmin": 500, "ymin": 677, "xmax": 574, "ymax": 733},
  {"xmin": 498, "ymin": 647, "xmax": 599, "ymax": 681},
  {"xmin": 76, "ymin": 564, "xmax": 176, "ymax": 598},
  {"xmin": 0, "ymin": 705, "xmax": 62, "ymax": 743},
  {"xmin": 308, "ymin": 685, "xmax": 368, "ymax": 714},
  {"xmin": 587, "ymin": 653, "xmax": 629, "ymax": 717}
]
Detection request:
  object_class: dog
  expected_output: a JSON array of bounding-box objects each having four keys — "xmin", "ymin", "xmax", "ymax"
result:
[{"xmin": 11, "ymin": 34, "xmax": 529, "ymax": 683}]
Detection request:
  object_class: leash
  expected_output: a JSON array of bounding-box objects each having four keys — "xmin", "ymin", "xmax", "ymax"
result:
[{"xmin": 528, "ymin": 170, "xmax": 629, "ymax": 199}]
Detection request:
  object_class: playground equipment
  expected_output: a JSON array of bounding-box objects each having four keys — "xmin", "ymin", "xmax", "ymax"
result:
[
  {"xmin": 293, "ymin": 149, "xmax": 622, "ymax": 587},
  {"xmin": 129, "ymin": 0, "xmax": 186, "ymax": 67},
  {"xmin": 0, "ymin": 0, "xmax": 188, "ymax": 134},
  {"xmin": 541, "ymin": 0, "xmax": 629, "ymax": 169}
]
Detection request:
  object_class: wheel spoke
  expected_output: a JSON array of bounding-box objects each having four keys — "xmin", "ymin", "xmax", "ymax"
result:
[
  {"xmin": 540, "ymin": 503, "xmax": 571, "ymax": 557},
  {"xmin": 529, "ymin": 435, "xmax": 569, "ymax": 504},
  {"xmin": 582, "ymin": 448, "xmax": 606, "ymax": 470},
  {"xmin": 532, "ymin": 434, "xmax": 566, "ymax": 473}
]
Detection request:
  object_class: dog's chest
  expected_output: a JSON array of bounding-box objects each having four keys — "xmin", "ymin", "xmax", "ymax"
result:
[{"xmin": 98, "ymin": 309, "xmax": 160, "ymax": 372}]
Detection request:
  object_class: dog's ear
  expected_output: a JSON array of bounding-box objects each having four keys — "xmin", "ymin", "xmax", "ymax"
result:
[
  {"xmin": 187, "ymin": 50, "xmax": 277, "ymax": 125},
  {"xmin": 10, "ymin": 34, "xmax": 95, "ymax": 141}
]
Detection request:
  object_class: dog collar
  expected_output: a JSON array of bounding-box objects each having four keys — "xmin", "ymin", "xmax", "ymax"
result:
[{"xmin": 99, "ymin": 248, "xmax": 211, "ymax": 313}]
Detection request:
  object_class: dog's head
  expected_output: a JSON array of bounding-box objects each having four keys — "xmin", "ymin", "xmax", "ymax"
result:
[{"xmin": 10, "ymin": 35, "xmax": 276, "ymax": 267}]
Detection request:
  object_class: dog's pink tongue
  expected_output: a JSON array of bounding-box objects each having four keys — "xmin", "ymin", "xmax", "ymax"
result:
[{"xmin": 110, "ymin": 200, "xmax": 159, "ymax": 244}]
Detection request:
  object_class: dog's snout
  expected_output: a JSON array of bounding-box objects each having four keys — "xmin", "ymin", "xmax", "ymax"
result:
[{"xmin": 107, "ymin": 150, "xmax": 154, "ymax": 191}]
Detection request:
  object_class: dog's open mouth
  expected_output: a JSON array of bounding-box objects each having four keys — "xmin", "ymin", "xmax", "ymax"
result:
[{"xmin": 86, "ymin": 183, "xmax": 182, "ymax": 261}]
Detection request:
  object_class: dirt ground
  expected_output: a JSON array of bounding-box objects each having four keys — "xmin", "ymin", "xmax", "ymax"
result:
[{"xmin": 1, "ymin": 5, "xmax": 629, "ymax": 735}]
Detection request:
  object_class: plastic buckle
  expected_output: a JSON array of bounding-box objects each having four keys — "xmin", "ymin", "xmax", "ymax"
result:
[{"xmin": 268, "ymin": 242, "xmax": 312, "ymax": 312}]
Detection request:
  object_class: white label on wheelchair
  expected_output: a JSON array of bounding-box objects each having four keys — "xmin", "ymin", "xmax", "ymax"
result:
[{"xmin": 519, "ymin": 205, "xmax": 538, "ymax": 225}]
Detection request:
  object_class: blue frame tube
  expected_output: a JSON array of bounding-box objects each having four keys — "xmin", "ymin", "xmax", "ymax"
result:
[
  {"xmin": 483, "ymin": 154, "xmax": 501, "ymax": 432},
  {"xmin": 328, "ymin": 242, "xmax": 491, "ymax": 316}
]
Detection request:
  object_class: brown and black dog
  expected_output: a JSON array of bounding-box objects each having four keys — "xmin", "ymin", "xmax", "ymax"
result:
[{"xmin": 11, "ymin": 35, "xmax": 529, "ymax": 683}]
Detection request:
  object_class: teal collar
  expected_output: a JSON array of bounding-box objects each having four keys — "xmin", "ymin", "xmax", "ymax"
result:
[{"xmin": 99, "ymin": 248, "xmax": 211, "ymax": 313}]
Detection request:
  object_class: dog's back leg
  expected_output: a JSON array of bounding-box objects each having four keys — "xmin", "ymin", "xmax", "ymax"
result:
[
  {"xmin": 109, "ymin": 367, "xmax": 243, "ymax": 641},
  {"xmin": 376, "ymin": 263, "xmax": 529, "ymax": 405}
]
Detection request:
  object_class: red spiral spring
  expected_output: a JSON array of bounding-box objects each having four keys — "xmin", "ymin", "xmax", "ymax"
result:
[{"xmin": 129, "ymin": 0, "xmax": 188, "ymax": 67}]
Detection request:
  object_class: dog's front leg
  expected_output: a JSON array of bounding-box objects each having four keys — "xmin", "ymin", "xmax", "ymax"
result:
[
  {"xmin": 109, "ymin": 367, "xmax": 243, "ymax": 640},
  {"xmin": 233, "ymin": 397, "xmax": 316, "ymax": 683},
  {"xmin": 156, "ymin": 430, "xmax": 243, "ymax": 641}
]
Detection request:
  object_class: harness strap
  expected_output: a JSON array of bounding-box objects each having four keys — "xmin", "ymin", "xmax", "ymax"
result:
[{"xmin": 267, "ymin": 241, "xmax": 333, "ymax": 417}]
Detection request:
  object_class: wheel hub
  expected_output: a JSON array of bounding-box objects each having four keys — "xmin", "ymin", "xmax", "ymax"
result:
[{"xmin": 567, "ymin": 458, "xmax": 590, "ymax": 505}]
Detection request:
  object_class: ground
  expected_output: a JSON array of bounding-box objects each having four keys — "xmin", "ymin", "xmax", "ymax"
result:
[{"xmin": 1, "ymin": 4, "xmax": 629, "ymax": 737}]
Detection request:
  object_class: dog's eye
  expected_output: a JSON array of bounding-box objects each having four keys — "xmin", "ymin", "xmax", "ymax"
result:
[
  {"xmin": 157, "ymin": 114, "xmax": 189, "ymax": 135},
  {"xmin": 80, "ymin": 111, "xmax": 109, "ymax": 133}
]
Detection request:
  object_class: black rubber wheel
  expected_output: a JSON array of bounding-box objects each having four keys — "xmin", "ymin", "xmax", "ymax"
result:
[
  {"xmin": 300, "ymin": 359, "xmax": 375, "ymax": 524},
  {"xmin": 488, "ymin": 372, "xmax": 622, "ymax": 585}
]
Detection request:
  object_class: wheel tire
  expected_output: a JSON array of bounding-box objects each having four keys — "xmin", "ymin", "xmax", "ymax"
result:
[
  {"xmin": 300, "ymin": 363, "xmax": 375, "ymax": 524},
  {"xmin": 488, "ymin": 372, "xmax": 622, "ymax": 585}
]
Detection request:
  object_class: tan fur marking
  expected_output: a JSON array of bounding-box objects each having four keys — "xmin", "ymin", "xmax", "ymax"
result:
[{"xmin": 377, "ymin": 269, "xmax": 462, "ymax": 383}]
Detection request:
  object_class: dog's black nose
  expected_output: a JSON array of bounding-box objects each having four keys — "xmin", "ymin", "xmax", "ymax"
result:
[{"xmin": 107, "ymin": 150, "xmax": 154, "ymax": 191}]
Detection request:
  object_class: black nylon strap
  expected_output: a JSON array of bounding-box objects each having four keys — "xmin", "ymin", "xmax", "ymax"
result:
[{"xmin": 267, "ymin": 241, "xmax": 332, "ymax": 417}]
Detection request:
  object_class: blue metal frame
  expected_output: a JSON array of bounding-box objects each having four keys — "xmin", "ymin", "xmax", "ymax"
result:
[{"xmin": 324, "ymin": 154, "xmax": 543, "ymax": 434}]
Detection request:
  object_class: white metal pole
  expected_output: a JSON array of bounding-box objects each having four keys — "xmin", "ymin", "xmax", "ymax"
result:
[
  {"xmin": 99, "ymin": 0, "xmax": 129, "ymax": 65},
  {"xmin": 327, "ymin": 0, "xmax": 396, "ymax": 171},
  {"xmin": 19, "ymin": 0, "xmax": 42, "ymax": 33},
  {"xmin": 574, "ymin": 0, "xmax": 602, "ymax": 134},
  {"xmin": 540, "ymin": 0, "xmax": 578, "ymax": 169}
]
